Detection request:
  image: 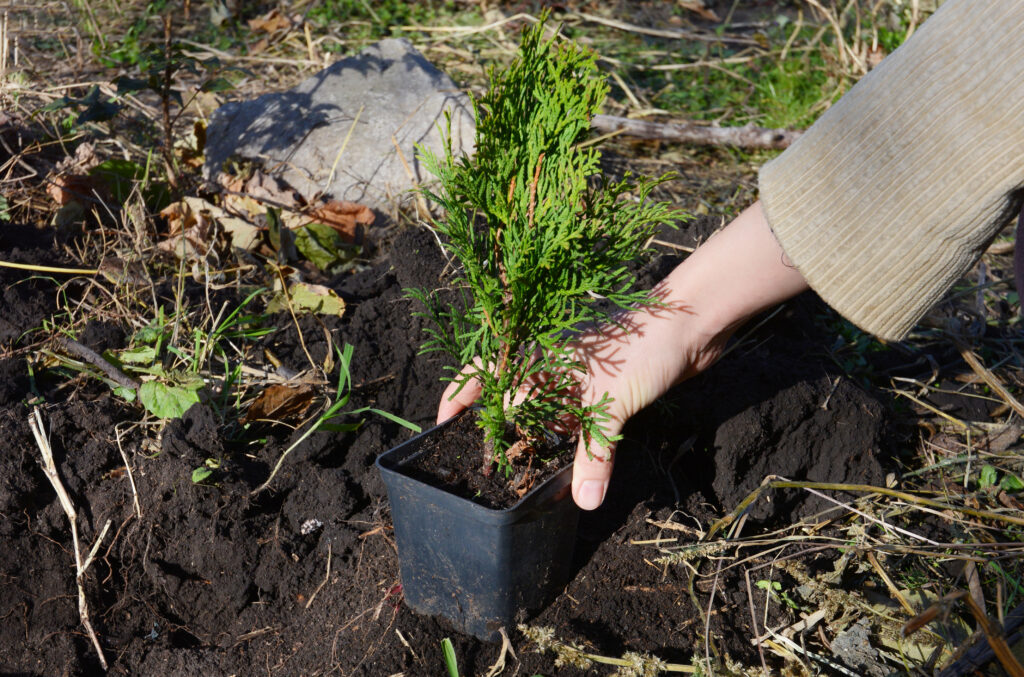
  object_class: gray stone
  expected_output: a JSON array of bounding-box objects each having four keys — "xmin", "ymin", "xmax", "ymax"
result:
[
  {"xmin": 831, "ymin": 618, "xmax": 887, "ymax": 677},
  {"xmin": 204, "ymin": 38, "xmax": 474, "ymax": 209}
]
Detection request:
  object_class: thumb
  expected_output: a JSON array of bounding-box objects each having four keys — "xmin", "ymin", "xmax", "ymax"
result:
[{"xmin": 571, "ymin": 417, "xmax": 622, "ymax": 511}]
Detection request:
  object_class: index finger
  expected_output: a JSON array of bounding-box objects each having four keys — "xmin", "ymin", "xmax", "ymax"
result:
[{"xmin": 437, "ymin": 375, "xmax": 483, "ymax": 424}]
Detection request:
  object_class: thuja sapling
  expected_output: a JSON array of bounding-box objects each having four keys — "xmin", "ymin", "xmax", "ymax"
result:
[{"xmin": 409, "ymin": 20, "xmax": 677, "ymax": 479}]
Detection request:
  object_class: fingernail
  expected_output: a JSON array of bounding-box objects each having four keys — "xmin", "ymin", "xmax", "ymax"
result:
[{"xmin": 577, "ymin": 480, "xmax": 606, "ymax": 510}]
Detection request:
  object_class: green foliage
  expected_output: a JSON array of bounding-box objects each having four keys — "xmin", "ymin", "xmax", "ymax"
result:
[
  {"xmin": 113, "ymin": 52, "xmax": 239, "ymax": 110},
  {"xmin": 307, "ymin": 0, "xmax": 457, "ymax": 43},
  {"xmin": 410, "ymin": 19, "xmax": 677, "ymax": 474},
  {"xmin": 100, "ymin": 290, "xmax": 271, "ymax": 419},
  {"xmin": 90, "ymin": 158, "xmax": 171, "ymax": 212},
  {"xmin": 293, "ymin": 223, "xmax": 361, "ymax": 272},
  {"xmin": 979, "ymin": 464, "xmax": 1024, "ymax": 492},
  {"xmin": 92, "ymin": 0, "xmax": 169, "ymax": 68},
  {"xmin": 191, "ymin": 458, "xmax": 220, "ymax": 484},
  {"xmin": 441, "ymin": 637, "xmax": 460, "ymax": 677},
  {"xmin": 40, "ymin": 85, "xmax": 121, "ymax": 126},
  {"xmin": 139, "ymin": 377, "xmax": 203, "ymax": 419},
  {"xmin": 756, "ymin": 579, "xmax": 800, "ymax": 610}
]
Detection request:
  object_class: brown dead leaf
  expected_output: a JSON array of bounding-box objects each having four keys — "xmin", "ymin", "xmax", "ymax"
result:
[
  {"xmin": 985, "ymin": 423, "xmax": 1023, "ymax": 453},
  {"xmin": 248, "ymin": 9, "xmax": 291, "ymax": 34},
  {"xmin": 866, "ymin": 46, "xmax": 886, "ymax": 70},
  {"xmin": 222, "ymin": 191, "xmax": 266, "ymax": 221},
  {"xmin": 244, "ymin": 171, "xmax": 304, "ymax": 210},
  {"xmin": 511, "ymin": 462, "xmax": 537, "ymax": 498},
  {"xmin": 242, "ymin": 384, "xmax": 315, "ymax": 424},
  {"xmin": 220, "ymin": 173, "xmax": 246, "ymax": 194},
  {"xmin": 177, "ymin": 120, "xmax": 206, "ymax": 169},
  {"xmin": 504, "ymin": 439, "xmax": 531, "ymax": 462},
  {"xmin": 159, "ymin": 199, "xmax": 198, "ymax": 235},
  {"xmin": 55, "ymin": 141, "xmax": 101, "ymax": 174},
  {"xmin": 677, "ymin": 0, "xmax": 719, "ymax": 21},
  {"xmin": 158, "ymin": 196, "xmax": 261, "ymax": 258},
  {"xmin": 998, "ymin": 491, "xmax": 1024, "ymax": 511},
  {"xmin": 48, "ymin": 174, "xmax": 102, "ymax": 206},
  {"xmin": 306, "ymin": 200, "xmax": 375, "ymax": 243}
]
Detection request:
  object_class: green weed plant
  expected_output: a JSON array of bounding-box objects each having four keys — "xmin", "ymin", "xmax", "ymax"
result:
[{"xmin": 410, "ymin": 19, "xmax": 677, "ymax": 477}]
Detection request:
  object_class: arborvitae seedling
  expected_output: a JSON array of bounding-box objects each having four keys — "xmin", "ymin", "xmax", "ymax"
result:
[{"xmin": 410, "ymin": 19, "xmax": 678, "ymax": 478}]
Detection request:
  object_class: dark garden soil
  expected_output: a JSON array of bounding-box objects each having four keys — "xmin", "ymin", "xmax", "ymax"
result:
[
  {"xmin": 0, "ymin": 214, "xmax": 898, "ymax": 676},
  {"xmin": 402, "ymin": 409, "xmax": 576, "ymax": 510}
]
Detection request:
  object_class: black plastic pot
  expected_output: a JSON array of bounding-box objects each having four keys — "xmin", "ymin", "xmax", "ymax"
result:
[{"xmin": 376, "ymin": 416, "xmax": 579, "ymax": 641}]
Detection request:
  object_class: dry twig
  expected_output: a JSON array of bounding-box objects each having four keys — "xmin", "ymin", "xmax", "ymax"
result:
[
  {"xmin": 591, "ymin": 114, "xmax": 802, "ymax": 150},
  {"xmin": 29, "ymin": 407, "xmax": 111, "ymax": 671}
]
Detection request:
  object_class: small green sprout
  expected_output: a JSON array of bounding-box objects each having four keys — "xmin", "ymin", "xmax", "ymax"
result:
[{"xmin": 441, "ymin": 637, "xmax": 459, "ymax": 677}]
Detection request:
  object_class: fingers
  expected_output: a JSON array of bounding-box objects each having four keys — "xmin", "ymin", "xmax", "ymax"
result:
[
  {"xmin": 570, "ymin": 416, "xmax": 622, "ymax": 510},
  {"xmin": 436, "ymin": 375, "xmax": 483, "ymax": 424}
]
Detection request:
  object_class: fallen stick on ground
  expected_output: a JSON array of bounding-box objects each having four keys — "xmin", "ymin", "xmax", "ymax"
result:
[
  {"xmin": 956, "ymin": 342, "xmax": 1024, "ymax": 421},
  {"xmin": 54, "ymin": 336, "xmax": 140, "ymax": 392},
  {"xmin": 591, "ymin": 114, "xmax": 802, "ymax": 150},
  {"xmin": 29, "ymin": 407, "xmax": 112, "ymax": 672}
]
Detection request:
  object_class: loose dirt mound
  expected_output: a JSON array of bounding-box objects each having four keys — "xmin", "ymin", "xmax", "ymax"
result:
[{"xmin": 0, "ymin": 217, "xmax": 887, "ymax": 675}]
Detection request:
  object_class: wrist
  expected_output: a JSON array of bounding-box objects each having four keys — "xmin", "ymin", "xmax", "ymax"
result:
[{"xmin": 667, "ymin": 201, "xmax": 808, "ymax": 339}]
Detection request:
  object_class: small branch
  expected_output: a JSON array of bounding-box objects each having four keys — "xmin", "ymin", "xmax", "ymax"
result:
[
  {"xmin": 527, "ymin": 153, "xmax": 544, "ymax": 228},
  {"xmin": 964, "ymin": 591, "xmax": 1024, "ymax": 677},
  {"xmin": 905, "ymin": 590, "xmax": 1024, "ymax": 677},
  {"xmin": 305, "ymin": 543, "xmax": 332, "ymax": 609},
  {"xmin": 115, "ymin": 426, "xmax": 142, "ymax": 519},
  {"xmin": 591, "ymin": 114, "xmax": 802, "ymax": 150},
  {"xmin": 705, "ymin": 477, "xmax": 1024, "ymax": 542},
  {"xmin": 326, "ymin": 103, "xmax": 364, "ymax": 192},
  {"xmin": 571, "ymin": 11, "xmax": 757, "ymax": 46},
  {"xmin": 956, "ymin": 343, "xmax": 1024, "ymax": 421},
  {"xmin": 520, "ymin": 624, "xmax": 697, "ymax": 673},
  {"xmin": 866, "ymin": 550, "xmax": 915, "ymax": 615},
  {"xmin": 29, "ymin": 408, "xmax": 110, "ymax": 671},
  {"xmin": 54, "ymin": 337, "xmax": 140, "ymax": 392},
  {"xmin": 391, "ymin": 132, "xmax": 431, "ymax": 219},
  {"xmin": 161, "ymin": 14, "xmax": 179, "ymax": 191}
]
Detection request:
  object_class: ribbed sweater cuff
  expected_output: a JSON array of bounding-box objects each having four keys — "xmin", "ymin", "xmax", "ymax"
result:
[{"xmin": 759, "ymin": 0, "xmax": 1024, "ymax": 341}]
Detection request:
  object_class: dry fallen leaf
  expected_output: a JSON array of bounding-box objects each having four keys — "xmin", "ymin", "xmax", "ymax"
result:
[
  {"xmin": 504, "ymin": 439, "xmax": 531, "ymax": 462},
  {"xmin": 289, "ymin": 199, "xmax": 375, "ymax": 243},
  {"xmin": 677, "ymin": 0, "xmax": 719, "ymax": 21},
  {"xmin": 48, "ymin": 174, "xmax": 101, "ymax": 206},
  {"xmin": 266, "ymin": 281, "xmax": 347, "ymax": 317},
  {"xmin": 54, "ymin": 141, "xmax": 101, "ymax": 174},
  {"xmin": 998, "ymin": 491, "xmax": 1024, "ymax": 511},
  {"xmin": 865, "ymin": 45, "xmax": 886, "ymax": 70},
  {"xmin": 158, "ymin": 196, "xmax": 261, "ymax": 258},
  {"xmin": 160, "ymin": 199, "xmax": 197, "ymax": 235},
  {"xmin": 248, "ymin": 9, "xmax": 291, "ymax": 34},
  {"xmin": 244, "ymin": 171, "xmax": 304, "ymax": 210},
  {"xmin": 242, "ymin": 384, "xmax": 315, "ymax": 424}
]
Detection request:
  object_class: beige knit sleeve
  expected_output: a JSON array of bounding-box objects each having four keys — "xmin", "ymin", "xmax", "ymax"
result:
[{"xmin": 759, "ymin": 0, "xmax": 1024, "ymax": 341}]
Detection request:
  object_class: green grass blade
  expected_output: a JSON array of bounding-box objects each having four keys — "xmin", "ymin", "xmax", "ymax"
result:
[{"xmin": 441, "ymin": 637, "xmax": 459, "ymax": 677}]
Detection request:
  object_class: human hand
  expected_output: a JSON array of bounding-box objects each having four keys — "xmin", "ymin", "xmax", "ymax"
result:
[{"xmin": 437, "ymin": 201, "xmax": 808, "ymax": 510}]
